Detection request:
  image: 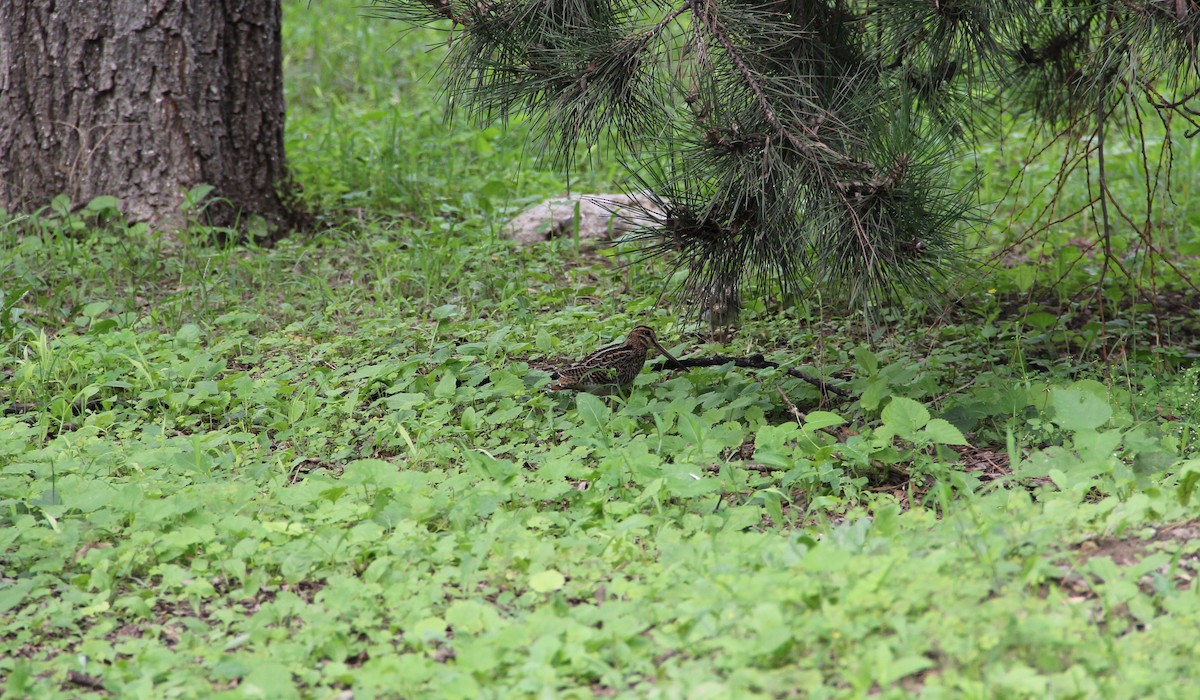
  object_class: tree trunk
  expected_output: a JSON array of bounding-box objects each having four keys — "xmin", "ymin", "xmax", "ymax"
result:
[{"xmin": 0, "ymin": 0, "xmax": 293, "ymax": 230}]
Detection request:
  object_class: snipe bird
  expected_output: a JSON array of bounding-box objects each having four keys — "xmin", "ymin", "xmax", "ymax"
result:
[{"xmin": 549, "ymin": 325, "xmax": 679, "ymax": 395}]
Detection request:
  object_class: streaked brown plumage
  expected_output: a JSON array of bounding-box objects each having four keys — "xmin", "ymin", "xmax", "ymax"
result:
[{"xmin": 548, "ymin": 325, "xmax": 678, "ymax": 394}]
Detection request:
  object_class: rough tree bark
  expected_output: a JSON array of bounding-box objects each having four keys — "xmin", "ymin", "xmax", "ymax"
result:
[{"xmin": 0, "ymin": 0, "xmax": 293, "ymax": 230}]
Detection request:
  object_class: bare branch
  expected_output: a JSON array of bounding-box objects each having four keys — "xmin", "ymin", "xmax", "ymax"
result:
[{"xmin": 657, "ymin": 352, "xmax": 854, "ymax": 399}]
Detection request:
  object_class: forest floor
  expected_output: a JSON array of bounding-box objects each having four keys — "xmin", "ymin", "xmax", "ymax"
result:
[{"xmin": 2, "ymin": 1, "xmax": 1200, "ymax": 698}]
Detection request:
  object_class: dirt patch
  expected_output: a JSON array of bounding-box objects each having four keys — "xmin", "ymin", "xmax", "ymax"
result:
[
  {"xmin": 1070, "ymin": 520, "xmax": 1200, "ymax": 590},
  {"xmin": 953, "ymin": 445, "xmax": 1013, "ymax": 482},
  {"xmin": 1040, "ymin": 519, "xmax": 1199, "ymax": 612}
]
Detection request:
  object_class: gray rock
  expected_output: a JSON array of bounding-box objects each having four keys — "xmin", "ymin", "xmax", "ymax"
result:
[{"xmin": 504, "ymin": 192, "xmax": 666, "ymax": 244}]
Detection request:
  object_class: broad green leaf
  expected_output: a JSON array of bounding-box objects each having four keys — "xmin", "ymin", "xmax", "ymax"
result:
[
  {"xmin": 881, "ymin": 397, "xmax": 930, "ymax": 438},
  {"xmin": 242, "ymin": 662, "xmax": 299, "ymax": 699},
  {"xmin": 412, "ymin": 616, "xmax": 448, "ymax": 641},
  {"xmin": 721, "ymin": 505, "xmax": 763, "ymax": 532},
  {"xmin": 434, "ymin": 371, "xmax": 457, "ymax": 398},
  {"xmin": 461, "ymin": 405, "xmax": 478, "ymax": 432},
  {"xmin": 288, "ymin": 397, "xmax": 306, "ymax": 422},
  {"xmin": 445, "ymin": 600, "xmax": 498, "ymax": 634},
  {"xmin": 385, "ymin": 392, "xmax": 425, "ymax": 411},
  {"xmin": 488, "ymin": 369, "xmax": 525, "ymax": 396},
  {"xmin": 754, "ymin": 422, "xmax": 798, "ymax": 467},
  {"xmin": 86, "ymin": 195, "xmax": 121, "ymax": 213},
  {"xmin": 535, "ymin": 328, "xmax": 553, "ymax": 352},
  {"xmin": 755, "ymin": 422, "xmax": 798, "ymax": 450},
  {"xmin": 183, "ymin": 183, "xmax": 215, "ymax": 208},
  {"xmin": 431, "ymin": 304, "xmax": 459, "ymax": 321},
  {"xmin": 678, "ymin": 412, "xmax": 708, "ymax": 447},
  {"xmin": 1007, "ymin": 264, "xmax": 1036, "ymax": 292},
  {"xmin": 1072, "ymin": 428, "xmax": 1122, "ymax": 462},
  {"xmin": 529, "ymin": 569, "xmax": 565, "ymax": 593},
  {"xmin": 0, "ymin": 579, "xmax": 34, "ymax": 614},
  {"xmin": 1051, "ymin": 387, "xmax": 1111, "ymax": 431},
  {"xmin": 859, "ymin": 380, "xmax": 888, "ymax": 412},
  {"xmin": 879, "ymin": 655, "xmax": 937, "ymax": 686},
  {"xmin": 82, "ymin": 301, "xmax": 110, "ymax": 317},
  {"xmin": 575, "ymin": 392, "xmax": 610, "ymax": 432},
  {"xmin": 803, "ymin": 411, "xmax": 845, "ymax": 432},
  {"xmin": 1178, "ymin": 460, "xmax": 1200, "ymax": 506},
  {"xmin": 341, "ymin": 459, "xmax": 398, "ymax": 485},
  {"xmin": 747, "ymin": 603, "xmax": 791, "ymax": 654},
  {"xmin": 854, "ymin": 346, "xmax": 879, "ymax": 374},
  {"xmin": 615, "ymin": 513, "xmax": 656, "ymax": 533},
  {"xmin": 50, "ymin": 193, "xmax": 72, "ymax": 214},
  {"xmin": 466, "ymin": 450, "xmax": 517, "ymax": 480},
  {"xmin": 4, "ymin": 661, "xmax": 31, "ymax": 697},
  {"xmin": 924, "ymin": 418, "xmax": 968, "ymax": 446},
  {"xmin": 1025, "ymin": 311, "xmax": 1059, "ymax": 329},
  {"xmin": 88, "ymin": 318, "xmax": 118, "ymax": 334},
  {"xmin": 211, "ymin": 659, "xmax": 251, "ymax": 680}
]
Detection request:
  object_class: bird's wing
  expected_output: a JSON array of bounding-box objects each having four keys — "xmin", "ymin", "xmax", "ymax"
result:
[{"xmin": 558, "ymin": 362, "xmax": 620, "ymax": 385}]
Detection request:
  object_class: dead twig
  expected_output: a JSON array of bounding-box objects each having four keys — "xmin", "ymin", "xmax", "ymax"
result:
[
  {"xmin": 66, "ymin": 671, "xmax": 106, "ymax": 692},
  {"xmin": 705, "ymin": 462, "xmax": 781, "ymax": 474},
  {"xmin": 658, "ymin": 353, "xmax": 854, "ymax": 399},
  {"xmin": 776, "ymin": 386, "xmax": 850, "ymax": 440},
  {"xmin": 775, "ymin": 386, "xmax": 806, "ymax": 424}
]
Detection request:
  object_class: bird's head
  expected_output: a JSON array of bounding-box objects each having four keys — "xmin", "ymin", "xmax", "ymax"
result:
[{"xmin": 626, "ymin": 325, "xmax": 679, "ymax": 364}]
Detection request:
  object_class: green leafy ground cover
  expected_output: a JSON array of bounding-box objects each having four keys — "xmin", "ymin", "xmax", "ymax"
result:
[{"xmin": 3, "ymin": 1, "xmax": 1200, "ymax": 697}]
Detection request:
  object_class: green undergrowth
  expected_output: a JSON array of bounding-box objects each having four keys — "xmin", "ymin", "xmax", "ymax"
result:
[
  {"xmin": 4, "ymin": 198, "xmax": 1200, "ymax": 699},
  {"xmin": 2, "ymin": 0, "xmax": 1200, "ymax": 697}
]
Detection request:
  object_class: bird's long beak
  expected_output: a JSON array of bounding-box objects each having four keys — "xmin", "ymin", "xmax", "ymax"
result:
[{"xmin": 650, "ymin": 338, "xmax": 681, "ymax": 367}]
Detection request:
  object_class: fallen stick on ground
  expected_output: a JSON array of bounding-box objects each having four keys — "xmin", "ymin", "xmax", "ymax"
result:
[{"xmin": 657, "ymin": 353, "xmax": 854, "ymax": 399}]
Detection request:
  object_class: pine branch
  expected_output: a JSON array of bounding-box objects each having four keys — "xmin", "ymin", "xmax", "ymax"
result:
[
  {"xmin": 687, "ymin": 0, "xmax": 872, "ymax": 174},
  {"xmin": 630, "ymin": 3, "xmax": 689, "ymax": 53},
  {"xmin": 373, "ymin": 0, "xmax": 1200, "ymax": 308}
]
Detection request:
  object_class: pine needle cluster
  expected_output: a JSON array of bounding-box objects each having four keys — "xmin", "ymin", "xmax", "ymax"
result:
[{"xmin": 371, "ymin": 0, "xmax": 1200, "ymax": 307}]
